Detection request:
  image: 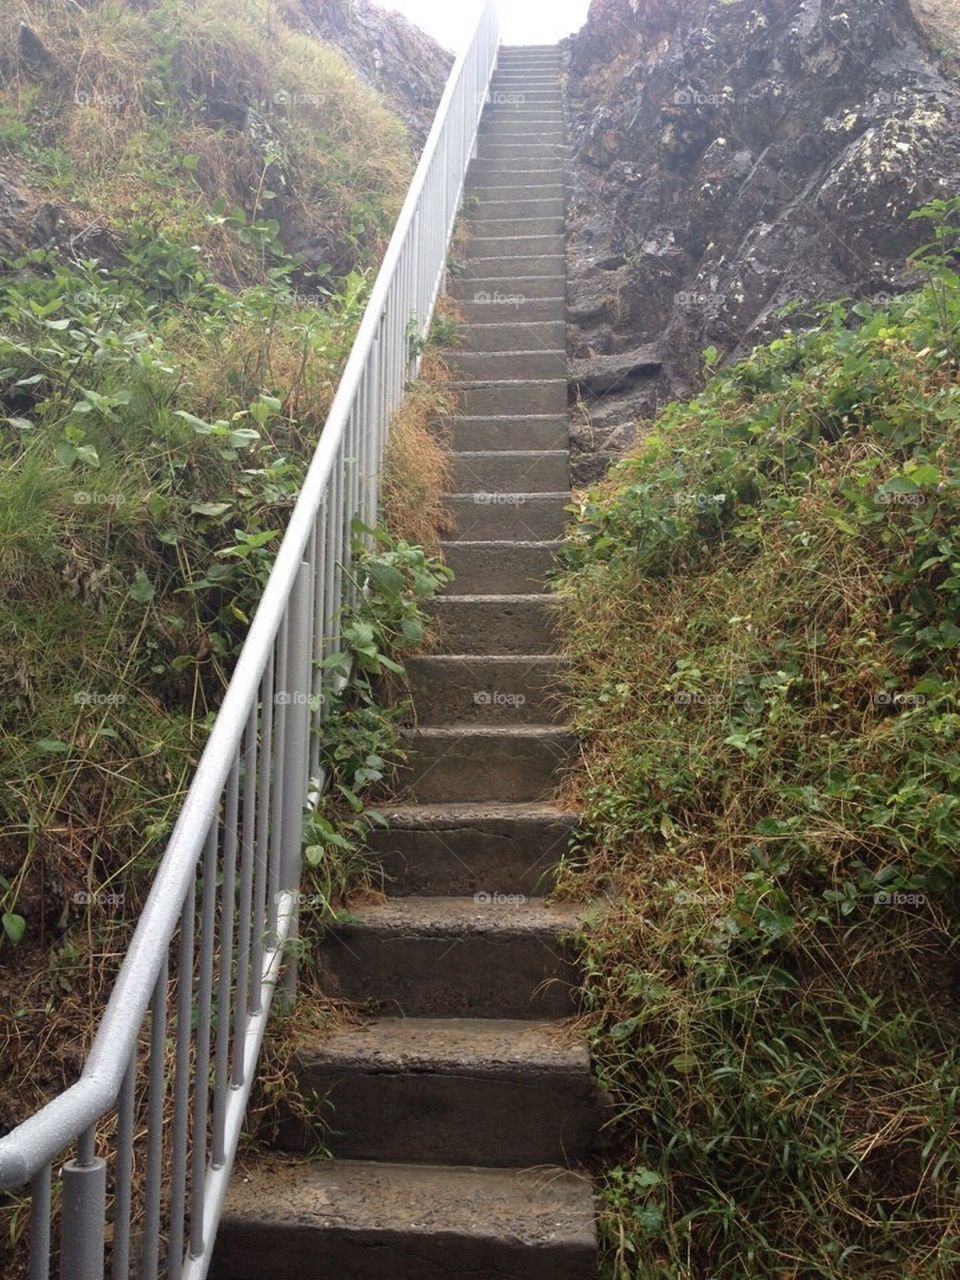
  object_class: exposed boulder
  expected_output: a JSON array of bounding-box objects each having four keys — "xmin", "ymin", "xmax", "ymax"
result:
[{"xmin": 563, "ymin": 0, "xmax": 960, "ymax": 475}]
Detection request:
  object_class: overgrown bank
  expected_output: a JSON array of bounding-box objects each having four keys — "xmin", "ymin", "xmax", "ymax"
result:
[
  {"xmin": 0, "ymin": 0, "xmax": 444, "ymax": 1160},
  {"xmin": 558, "ymin": 201, "xmax": 960, "ymax": 1278}
]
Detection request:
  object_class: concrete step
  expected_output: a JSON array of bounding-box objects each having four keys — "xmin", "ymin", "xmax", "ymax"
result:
[
  {"xmin": 452, "ymin": 449, "xmax": 569, "ymax": 493},
  {"xmin": 428, "ymin": 593, "xmax": 558, "ymax": 654},
  {"xmin": 447, "ymin": 414, "xmax": 568, "ymax": 451},
  {"xmin": 464, "ymin": 232, "xmax": 566, "ymax": 258},
  {"xmin": 450, "ymin": 349, "xmax": 567, "ymax": 381},
  {"xmin": 470, "ymin": 215, "xmax": 565, "ymax": 237},
  {"xmin": 489, "ymin": 90, "xmax": 563, "ymax": 104},
  {"xmin": 478, "ymin": 123, "xmax": 566, "ymax": 139},
  {"xmin": 397, "ymin": 725, "xmax": 576, "ymax": 804},
  {"xmin": 452, "ymin": 379, "xmax": 567, "ymax": 415},
  {"xmin": 442, "ymin": 539, "xmax": 561, "ymax": 594},
  {"xmin": 284, "ymin": 1017, "xmax": 601, "ymax": 1166},
  {"xmin": 469, "ymin": 195, "xmax": 566, "ymax": 218},
  {"xmin": 367, "ymin": 801, "xmax": 578, "ymax": 897},
  {"xmin": 469, "ymin": 163, "xmax": 566, "ymax": 183},
  {"xmin": 451, "ymin": 280, "xmax": 567, "ymax": 310},
  {"xmin": 407, "ymin": 654, "xmax": 568, "ymax": 725},
  {"xmin": 214, "ymin": 1157, "xmax": 597, "ymax": 1280},
  {"xmin": 316, "ymin": 896, "xmax": 581, "ymax": 1018},
  {"xmin": 477, "ymin": 145, "xmax": 568, "ymax": 163},
  {"xmin": 467, "ymin": 182, "xmax": 566, "ymax": 203},
  {"xmin": 456, "ymin": 295, "xmax": 566, "ymax": 323},
  {"xmin": 458, "ymin": 317, "xmax": 566, "ymax": 348},
  {"xmin": 457, "ymin": 254, "xmax": 567, "ymax": 280},
  {"xmin": 444, "ymin": 490, "xmax": 570, "ymax": 540}
]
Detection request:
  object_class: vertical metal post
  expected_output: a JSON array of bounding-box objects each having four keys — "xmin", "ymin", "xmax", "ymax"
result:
[
  {"xmin": 30, "ymin": 1166, "xmax": 51, "ymax": 1280},
  {"xmin": 280, "ymin": 561, "xmax": 313, "ymax": 1001},
  {"xmin": 60, "ymin": 1150, "xmax": 106, "ymax": 1280}
]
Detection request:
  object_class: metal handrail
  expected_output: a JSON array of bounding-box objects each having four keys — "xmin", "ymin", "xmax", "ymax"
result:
[{"xmin": 0, "ymin": 5, "xmax": 500, "ymax": 1276}]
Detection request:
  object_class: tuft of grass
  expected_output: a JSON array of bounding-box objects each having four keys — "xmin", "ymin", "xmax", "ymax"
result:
[{"xmin": 556, "ymin": 199, "xmax": 960, "ymax": 1279}]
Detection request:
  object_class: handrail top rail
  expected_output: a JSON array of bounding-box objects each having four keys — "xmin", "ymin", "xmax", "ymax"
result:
[{"xmin": 0, "ymin": 1, "xmax": 500, "ymax": 1190}]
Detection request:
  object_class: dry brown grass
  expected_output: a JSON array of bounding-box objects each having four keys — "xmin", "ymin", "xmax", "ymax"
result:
[{"xmin": 379, "ymin": 350, "xmax": 456, "ymax": 553}]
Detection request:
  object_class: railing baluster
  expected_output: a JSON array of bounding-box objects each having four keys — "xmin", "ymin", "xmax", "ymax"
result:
[
  {"xmin": 250, "ymin": 657, "xmax": 274, "ymax": 1012},
  {"xmin": 190, "ymin": 824, "xmax": 218, "ymax": 1259},
  {"xmin": 212, "ymin": 755, "xmax": 239, "ymax": 1166},
  {"xmin": 168, "ymin": 882, "xmax": 195, "ymax": 1277},
  {"xmin": 141, "ymin": 960, "xmax": 167, "ymax": 1280},
  {"xmin": 111, "ymin": 1059, "xmax": 135, "ymax": 1280},
  {"xmin": 29, "ymin": 1165, "xmax": 51, "ymax": 1280},
  {"xmin": 233, "ymin": 709, "xmax": 258, "ymax": 1085}
]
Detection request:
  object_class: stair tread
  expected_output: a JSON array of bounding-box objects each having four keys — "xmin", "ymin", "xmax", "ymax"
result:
[
  {"xmin": 223, "ymin": 1155, "xmax": 595, "ymax": 1243},
  {"xmin": 301, "ymin": 1016, "xmax": 590, "ymax": 1073},
  {"xmin": 334, "ymin": 894, "xmax": 582, "ymax": 933},
  {"xmin": 376, "ymin": 800, "xmax": 575, "ymax": 823},
  {"xmin": 405, "ymin": 724, "xmax": 572, "ymax": 737}
]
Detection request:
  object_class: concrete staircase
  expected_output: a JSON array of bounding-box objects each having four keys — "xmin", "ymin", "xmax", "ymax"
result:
[{"xmin": 212, "ymin": 46, "xmax": 598, "ymax": 1280}]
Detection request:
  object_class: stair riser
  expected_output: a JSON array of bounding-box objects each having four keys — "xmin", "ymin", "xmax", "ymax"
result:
[
  {"xmin": 459, "ymin": 318, "xmax": 566, "ymax": 348},
  {"xmin": 458, "ymin": 255, "xmax": 566, "ymax": 280},
  {"xmin": 448, "ymin": 415, "xmax": 568, "ymax": 451},
  {"xmin": 451, "ymin": 278, "xmax": 566, "ymax": 305},
  {"xmin": 478, "ymin": 125, "xmax": 566, "ymax": 140},
  {"xmin": 445, "ymin": 492, "xmax": 569, "ymax": 540},
  {"xmin": 469, "ymin": 197, "xmax": 566, "ymax": 219},
  {"xmin": 450, "ymin": 351, "xmax": 567, "ymax": 381},
  {"xmin": 465, "ymin": 233, "xmax": 566, "ymax": 258},
  {"xmin": 455, "ymin": 381, "xmax": 567, "ymax": 415},
  {"xmin": 370, "ymin": 811, "xmax": 576, "ymax": 897},
  {"xmin": 477, "ymin": 146, "xmax": 568, "ymax": 163},
  {"xmin": 469, "ymin": 216, "xmax": 564, "ymax": 236},
  {"xmin": 315, "ymin": 925, "xmax": 578, "ymax": 1019},
  {"xmin": 429, "ymin": 596, "xmax": 558, "ymax": 653},
  {"xmin": 441, "ymin": 540, "xmax": 560, "ymax": 594},
  {"xmin": 455, "ymin": 298, "xmax": 566, "ymax": 325},
  {"xmin": 469, "ymin": 165, "xmax": 566, "ymax": 184},
  {"xmin": 397, "ymin": 731, "xmax": 575, "ymax": 804},
  {"xmin": 453, "ymin": 451, "xmax": 569, "ymax": 493},
  {"xmin": 285, "ymin": 1069, "xmax": 598, "ymax": 1167},
  {"xmin": 213, "ymin": 1220, "xmax": 595, "ymax": 1280},
  {"xmin": 408, "ymin": 657, "xmax": 567, "ymax": 725}
]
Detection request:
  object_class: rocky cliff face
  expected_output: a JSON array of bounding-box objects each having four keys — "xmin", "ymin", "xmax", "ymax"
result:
[
  {"xmin": 292, "ymin": 0, "xmax": 452, "ymax": 146},
  {"xmin": 564, "ymin": 0, "xmax": 960, "ymax": 480}
]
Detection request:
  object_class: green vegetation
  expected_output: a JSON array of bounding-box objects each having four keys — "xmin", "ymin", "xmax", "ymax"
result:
[
  {"xmin": 0, "ymin": 0, "xmax": 422, "ymax": 1127},
  {"xmin": 557, "ymin": 199, "xmax": 960, "ymax": 1278}
]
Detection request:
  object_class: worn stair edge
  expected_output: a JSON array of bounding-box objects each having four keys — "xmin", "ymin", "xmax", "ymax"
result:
[
  {"xmin": 396, "ymin": 724, "xmax": 576, "ymax": 804},
  {"xmin": 367, "ymin": 801, "xmax": 577, "ymax": 897},
  {"xmin": 280, "ymin": 1017, "xmax": 602, "ymax": 1167},
  {"xmin": 212, "ymin": 1157, "xmax": 597, "ymax": 1280},
  {"xmin": 315, "ymin": 896, "xmax": 582, "ymax": 1018}
]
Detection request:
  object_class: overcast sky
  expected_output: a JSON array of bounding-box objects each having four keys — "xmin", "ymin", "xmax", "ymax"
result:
[{"xmin": 370, "ymin": 0, "xmax": 592, "ymax": 53}]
